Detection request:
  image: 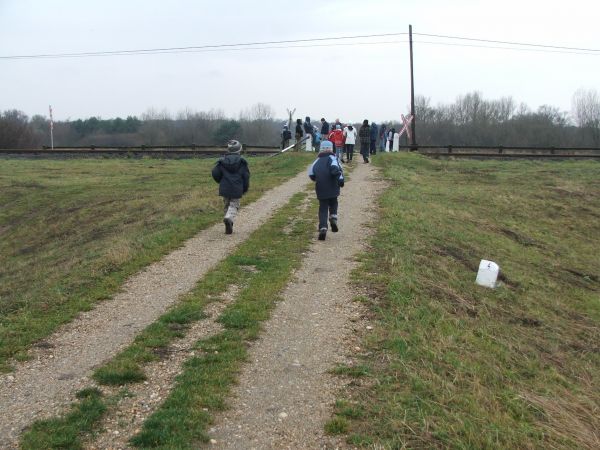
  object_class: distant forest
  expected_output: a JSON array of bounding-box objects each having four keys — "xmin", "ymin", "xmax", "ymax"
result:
[{"xmin": 1, "ymin": 90, "xmax": 599, "ymax": 149}]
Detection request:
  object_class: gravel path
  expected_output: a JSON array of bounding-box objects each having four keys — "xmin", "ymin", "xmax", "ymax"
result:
[
  {"xmin": 210, "ymin": 162, "xmax": 384, "ymax": 449},
  {"xmin": 0, "ymin": 170, "xmax": 311, "ymax": 449},
  {"xmin": 87, "ymin": 284, "xmax": 240, "ymax": 450}
]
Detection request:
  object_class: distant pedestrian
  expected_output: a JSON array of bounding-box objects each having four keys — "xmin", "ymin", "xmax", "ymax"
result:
[
  {"xmin": 370, "ymin": 122, "xmax": 378, "ymax": 155},
  {"xmin": 211, "ymin": 140, "xmax": 250, "ymax": 234},
  {"xmin": 358, "ymin": 119, "xmax": 371, "ymax": 163},
  {"xmin": 328, "ymin": 124, "xmax": 345, "ymax": 161},
  {"xmin": 295, "ymin": 118, "xmax": 303, "ymax": 151},
  {"xmin": 379, "ymin": 124, "xmax": 387, "ymax": 151},
  {"xmin": 320, "ymin": 118, "xmax": 330, "ymax": 142},
  {"xmin": 281, "ymin": 125, "xmax": 292, "ymax": 149},
  {"xmin": 313, "ymin": 125, "xmax": 321, "ymax": 151},
  {"xmin": 343, "ymin": 124, "xmax": 357, "ymax": 162},
  {"xmin": 303, "ymin": 116, "xmax": 315, "ymax": 150},
  {"xmin": 386, "ymin": 127, "xmax": 396, "ymax": 152},
  {"xmin": 308, "ymin": 140, "xmax": 344, "ymax": 241}
]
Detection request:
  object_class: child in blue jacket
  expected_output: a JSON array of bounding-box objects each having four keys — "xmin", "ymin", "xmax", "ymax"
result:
[{"xmin": 308, "ymin": 140, "xmax": 344, "ymax": 241}]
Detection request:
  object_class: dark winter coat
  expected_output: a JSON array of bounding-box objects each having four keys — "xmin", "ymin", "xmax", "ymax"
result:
[
  {"xmin": 211, "ymin": 154, "xmax": 250, "ymax": 199},
  {"xmin": 308, "ymin": 151, "xmax": 344, "ymax": 200},
  {"xmin": 303, "ymin": 118, "xmax": 313, "ymax": 135},
  {"xmin": 370, "ymin": 123, "xmax": 378, "ymax": 141},
  {"xmin": 321, "ymin": 120, "xmax": 330, "ymax": 135},
  {"xmin": 359, "ymin": 124, "xmax": 371, "ymax": 144},
  {"xmin": 281, "ymin": 128, "xmax": 292, "ymax": 140}
]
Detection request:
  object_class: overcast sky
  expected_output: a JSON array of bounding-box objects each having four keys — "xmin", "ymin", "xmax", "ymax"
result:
[{"xmin": 1, "ymin": 0, "xmax": 599, "ymax": 122}]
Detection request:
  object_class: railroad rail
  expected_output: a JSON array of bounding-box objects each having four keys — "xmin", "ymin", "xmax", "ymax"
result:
[
  {"xmin": 2, "ymin": 145, "xmax": 600, "ymax": 159},
  {"xmin": 405, "ymin": 145, "xmax": 600, "ymax": 158},
  {"xmin": 0, "ymin": 144, "xmax": 281, "ymax": 157}
]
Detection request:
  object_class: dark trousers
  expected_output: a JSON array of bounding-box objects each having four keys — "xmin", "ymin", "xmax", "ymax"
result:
[
  {"xmin": 370, "ymin": 140, "xmax": 377, "ymax": 154},
  {"xmin": 344, "ymin": 143, "xmax": 354, "ymax": 160},
  {"xmin": 318, "ymin": 197, "xmax": 338, "ymax": 230},
  {"xmin": 360, "ymin": 142, "xmax": 370, "ymax": 162}
]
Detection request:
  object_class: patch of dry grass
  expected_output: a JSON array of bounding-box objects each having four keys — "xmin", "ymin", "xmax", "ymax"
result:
[{"xmin": 334, "ymin": 154, "xmax": 600, "ymax": 448}]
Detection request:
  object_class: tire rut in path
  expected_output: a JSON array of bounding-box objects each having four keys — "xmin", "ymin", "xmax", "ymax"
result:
[
  {"xmin": 0, "ymin": 170, "xmax": 311, "ymax": 449},
  {"xmin": 210, "ymin": 162, "xmax": 384, "ymax": 449},
  {"xmin": 87, "ymin": 284, "xmax": 240, "ymax": 450}
]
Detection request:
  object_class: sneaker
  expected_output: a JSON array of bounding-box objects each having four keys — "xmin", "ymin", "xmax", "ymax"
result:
[
  {"xmin": 318, "ymin": 228, "xmax": 327, "ymax": 241},
  {"xmin": 330, "ymin": 217, "xmax": 338, "ymax": 232},
  {"xmin": 224, "ymin": 218, "xmax": 233, "ymax": 234}
]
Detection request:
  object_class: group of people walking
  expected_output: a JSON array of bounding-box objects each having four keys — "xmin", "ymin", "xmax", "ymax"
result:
[
  {"xmin": 215, "ymin": 116, "xmax": 399, "ymax": 242},
  {"xmin": 320, "ymin": 118, "xmax": 373, "ymax": 164},
  {"xmin": 283, "ymin": 117, "xmax": 404, "ymax": 157}
]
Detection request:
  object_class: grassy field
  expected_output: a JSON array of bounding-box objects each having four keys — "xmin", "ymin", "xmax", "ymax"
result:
[
  {"xmin": 7, "ymin": 153, "xmax": 600, "ymax": 448},
  {"xmin": 329, "ymin": 154, "xmax": 599, "ymax": 448},
  {"xmin": 0, "ymin": 154, "xmax": 314, "ymax": 371}
]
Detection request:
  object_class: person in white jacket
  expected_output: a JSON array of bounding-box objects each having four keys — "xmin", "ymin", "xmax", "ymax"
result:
[
  {"xmin": 342, "ymin": 124, "xmax": 357, "ymax": 163},
  {"xmin": 386, "ymin": 128, "xmax": 396, "ymax": 152}
]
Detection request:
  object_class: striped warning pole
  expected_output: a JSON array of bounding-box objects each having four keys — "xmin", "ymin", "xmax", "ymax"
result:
[{"xmin": 49, "ymin": 105, "xmax": 54, "ymax": 150}]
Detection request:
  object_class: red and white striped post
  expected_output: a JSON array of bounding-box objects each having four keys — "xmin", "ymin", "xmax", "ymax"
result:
[
  {"xmin": 49, "ymin": 105, "xmax": 54, "ymax": 150},
  {"xmin": 399, "ymin": 113, "xmax": 414, "ymax": 149}
]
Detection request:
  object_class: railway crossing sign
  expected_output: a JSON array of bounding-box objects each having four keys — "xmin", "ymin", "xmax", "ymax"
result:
[{"xmin": 398, "ymin": 114, "xmax": 414, "ymax": 140}]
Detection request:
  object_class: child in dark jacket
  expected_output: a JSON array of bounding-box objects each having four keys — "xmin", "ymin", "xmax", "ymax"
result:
[
  {"xmin": 211, "ymin": 140, "xmax": 250, "ymax": 234},
  {"xmin": 308, "ymin": 140, "xmax": 345, "ymax": 241}
]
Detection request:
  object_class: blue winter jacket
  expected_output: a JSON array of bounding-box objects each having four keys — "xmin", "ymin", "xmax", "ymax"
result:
[
  {"xmin": 308, "ymin": 151, "xmax": 344, "ymax": 200},
  {"xmin": 370, "ymin": 123, "xmax": 378, "ymax": 141}
]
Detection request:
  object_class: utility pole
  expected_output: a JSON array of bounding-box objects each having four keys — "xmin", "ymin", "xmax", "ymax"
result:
[{"xmin": 409, "ymin": 24, "xmax": 417, "ymax": 149}]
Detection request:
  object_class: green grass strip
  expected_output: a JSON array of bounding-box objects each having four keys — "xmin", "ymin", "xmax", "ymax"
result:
[
  {"xmin": 332, "ymin": 153, "xmax": 600, "ymax": 449},
  {"xmin": 20, "ymin": 388, "xmax": 106, "ymax": 450}
]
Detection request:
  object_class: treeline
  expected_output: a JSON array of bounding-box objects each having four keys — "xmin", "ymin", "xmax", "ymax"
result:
[
  {"xmin": 411, "ymin": 89, "xmax": 600, "ymax": 147},
  {"xmin": 1, "ymin": 91, "xmax": 599, "ymax": 149},
  {"xmin": 0, "ymin": 103, "xmax": 282, "ymax": 149}
]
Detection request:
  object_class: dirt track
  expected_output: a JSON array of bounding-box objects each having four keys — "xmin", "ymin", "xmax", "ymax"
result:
[
  {"xmin": 0, "ymin": 161, "xmax": 383, "ymax": 449},
  {"xmin": 0, "ymin": 169, "xmax": 311, "ymax": 448},
  {"xmin": 210, "ymin": 162, "xmax": 383, "ymax": 449}
]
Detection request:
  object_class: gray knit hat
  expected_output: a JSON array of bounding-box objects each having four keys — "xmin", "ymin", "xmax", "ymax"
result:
[{"xmin": 227, "ymin": 140, "xmax": 242, "ymax": 153}]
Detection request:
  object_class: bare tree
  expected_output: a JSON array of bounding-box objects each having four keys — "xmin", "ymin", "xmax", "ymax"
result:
[
  {"xmin": 140, "ymin": 107, "xmax": 171, "ymax": 145},
  {"xmin": 0, "ymin": 110, "xmax": 40, "ymax": 148},
  {"xmin": 240, "ymin": 103, "xmax": 276, "ymax": 145},
  {"xmin": 572, "ymin": 88, "xmax": 600, "ymax": 145}
]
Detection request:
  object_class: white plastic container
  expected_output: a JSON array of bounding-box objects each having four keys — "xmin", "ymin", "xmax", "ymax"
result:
[
  {"xmin": 305, "ymin": 134, "xmax": 313, "ymax": 152},
  {"xmin": 475, "ymin": 260, "xmax": 500, "ymax": 288},
  {"xmin": 392, "ymin": 133, "xmax": 400, "ymax": 152}
]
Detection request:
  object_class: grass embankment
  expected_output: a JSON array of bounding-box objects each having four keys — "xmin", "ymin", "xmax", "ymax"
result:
[
  {"xmin": 0, "ymin": 154, "xmax": 314, "ymax": 371},
  {"xmin": 21, "ymin": 190, "xmax": 316, "ymax": 449},
  {"xmin": 330, "ymin": 154, "xmax": 600, "ymax": 448}
]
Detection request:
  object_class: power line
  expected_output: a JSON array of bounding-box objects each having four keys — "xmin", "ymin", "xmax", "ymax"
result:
[
  {"xmin": 414, "ymin": 32, "xmax": 600, "ymax": 52},
  {"xmin": 0, "ymin": 32, "xmax": 408, "ymax": 60},
  {"xmin": 2, "ymin": 31, "xmax": 599, "ymax": 60},
  {"xmin": 2, "ymin": 40, "xmax": 410, "ymax": 59},
  {"xmin": 416, "ymin": 40, "xmax": 600, "ymax": 56}
]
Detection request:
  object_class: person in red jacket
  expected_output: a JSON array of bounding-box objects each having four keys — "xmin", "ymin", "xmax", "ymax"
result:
[{"xmin": 328, "ymin": 124, "xmax": 345, "ymax": 161}]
